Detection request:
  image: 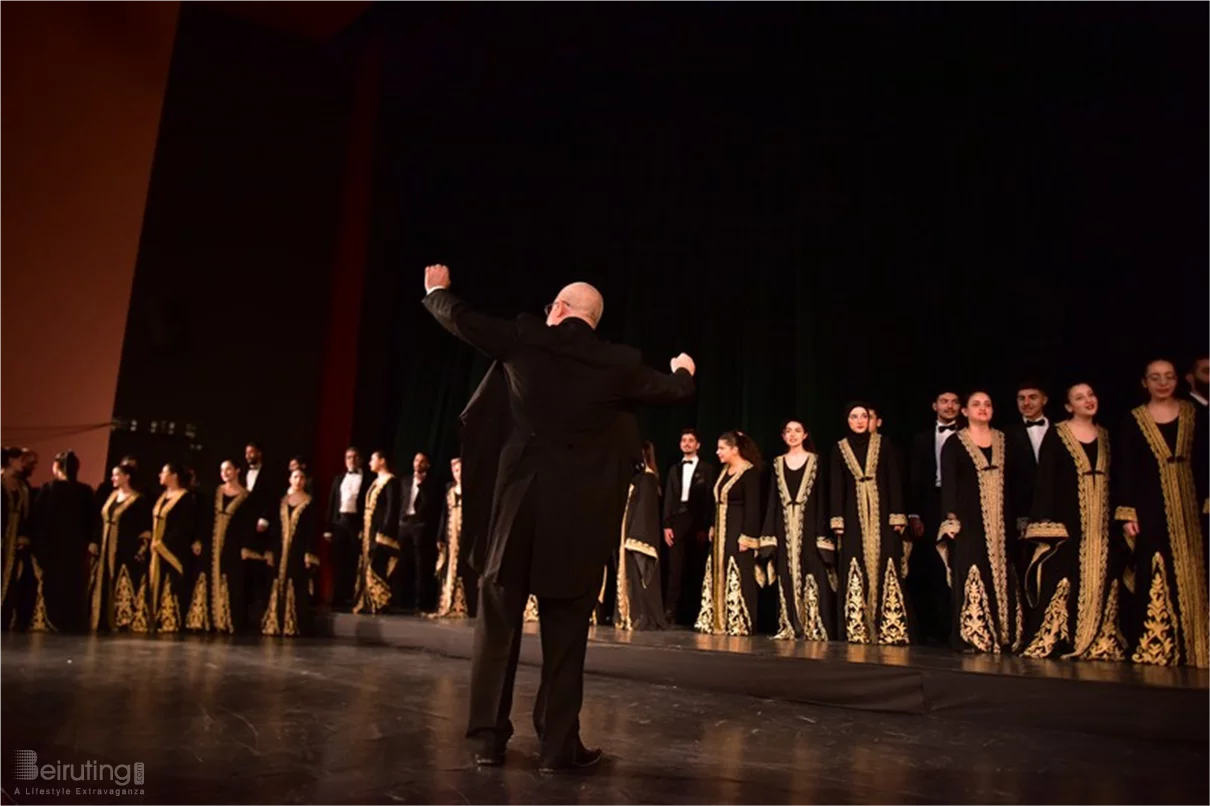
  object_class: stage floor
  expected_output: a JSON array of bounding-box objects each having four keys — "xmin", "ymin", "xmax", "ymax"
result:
[
  {"xmin": 2, "ymin": 633, "xmax": 1207, "ymax": 805},
  {"xmin": 323, "ymin": 613, "xmax": 1209, "ymax": 744}
]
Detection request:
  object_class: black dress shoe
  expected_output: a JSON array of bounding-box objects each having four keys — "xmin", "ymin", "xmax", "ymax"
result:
[{"xmin": 538, "ymin": 744, "xmax": 603, "ymax": 774}]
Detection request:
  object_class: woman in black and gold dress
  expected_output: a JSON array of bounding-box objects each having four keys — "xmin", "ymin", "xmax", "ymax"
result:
[
  {"xmin": 696, "ymin": 431, "xmax": 763, "ymax": 636},
  {"xmin": 1021, "ymin": 383, "xmax": 1125, "ymax": 661},
  {"xmin": 89, "ymin": 462, "xmax": 152, "ymax": 632},
  {"xmin": 1115, "ymin": 359, "xmax": 1207, "ymax": 668},
  {"xmin": 615, "ymin": 442, "xmax": 666, "ymax": 631},
  {"xmin": 188, "ymin": 460, "xmax": 258, "ymax": 634},
  {"xmin": 434, "ymin": 458, "xmax": 472, "ymax": 618},
  {"xmin": 939, "ymin": 391, "xmax": 1023, "ymax": 654},
  {"xmin": 763, "ymin": 419, "xmax": 835, "ymax": 641},
  {"xmin": 133, "ymin": 463, "xmax": 197, "ymax": 634},
  {"xmin": 830, "ymin": 403, "xmax": 911, "ymax": 645},
  {"xmin": 353, "ymin": 451, "xmax": 402, "ymax": 615},
  {"xmin": 262, "ymin": 469, "xmax": 319, "ymax": 636}
]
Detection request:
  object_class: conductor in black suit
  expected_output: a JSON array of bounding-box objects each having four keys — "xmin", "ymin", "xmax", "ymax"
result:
[{"xmin": 421, "ymin": 264, "xmax": 696, "ymax": 772}]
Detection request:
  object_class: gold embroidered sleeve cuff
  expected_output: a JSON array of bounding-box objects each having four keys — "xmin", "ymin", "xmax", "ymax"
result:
[
  {"xmin": 1024, "ymin": 521, "xmax": 1068, "ymax": 540},
  {"xmin": 153, "ymin": 542, "xmax": 183, "ymax": 575},
  {"xmin": 816, "ymin": 536, "xmax": 836, "ymax": 552},
  {"xmin": 1114, "ymin": 506, "xmax": 1138, "ymax": 523},
  {"xmin": 623, "ymin": 538, "xmax": 658, "ymax": 559},
  {"xmin": 737, "ymin": 535, "xmax": 761, "ymax": 552},
  {"xmin": 139, "ymin": 531, "xmax": 152, "ymax": 541},
  {"xmin": 240, "ymin": 548, "xmax": 264, "ymax": 561},
  {"xmin": 937, "ymin": 518, "xmax": 961, "ymax": 540},
  {"xmin": 375, "ymin": 534, "xmax": 401, "ymax": 551},
  {"xmin": 829, "ymin": 516, "xmax": 844, "ymax": 531},
  {"xmin": 304, "ymin": 553, "xmax": 320, "ymax": 568},
  {"xmin": 759, "ymin": 535, "xmax": 778, "ymax": 549},
  {"xmin": 888, "ymin": 514, "xmax": 907, "ymax": 528}
]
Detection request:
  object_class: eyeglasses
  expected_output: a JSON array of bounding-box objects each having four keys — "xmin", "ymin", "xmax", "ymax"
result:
[{"xmin": 544, "ymin": 299, "xmax": 569, "ymax": 316}]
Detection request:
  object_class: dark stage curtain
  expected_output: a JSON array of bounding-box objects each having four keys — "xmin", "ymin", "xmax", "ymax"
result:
[{"xmin": 355, "ymin": 4, "xmax": 1207, "ymax": 473}]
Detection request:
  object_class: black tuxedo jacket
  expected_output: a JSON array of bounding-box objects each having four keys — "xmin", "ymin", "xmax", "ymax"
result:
[
  {"xmin": 662, "ymin": 457, "xmax": 716, "ymax": 531},
  {"xmin": 909, "ymin": 429, "xmax": 941, "ymax": 522},
  {"xmin": 398, "ymin": 473, "xmax": 439, "ymax": 526},
  {"xmin": 326, "ymin": 471, "xmax": 370, "ymax": 531},
  {"xmin": 1004, "ymin": 420, "xmax": 1042, "ymax": 526},
  {"xmin": 425, "ymin": 289, "xmax": 695, "ymax": 598}
]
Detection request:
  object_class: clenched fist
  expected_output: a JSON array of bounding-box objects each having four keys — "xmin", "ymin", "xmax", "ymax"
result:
[
  {"xmin": 425, "ymin": 264, "xmax": 451, "ymax": 293},
  {"xmin": 670, "ymin": 353, "xmax": 696, "ymax": 376}
]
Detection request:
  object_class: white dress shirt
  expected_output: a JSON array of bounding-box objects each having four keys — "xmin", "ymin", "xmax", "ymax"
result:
[
  {"xmin": 1192, "ymin": 390, "xmax": 1208, "ymax": 407},
  {"xmin": 406, "ymin": 476, "xmax": 421, "ymax": 516},
  {"xmin": 680, "ymin": 456, "xmax": 699, "ymax": 503},
  {"xmin": 935, "ymin": 421, "xmax": 957, "ymax": 487},
  {"xmin": 246, "ymin": 466, "xmax": 261, "ymax": 492},
  {"xmin": 339, "ymin": 471, "xmax": 362, "ymax": 514},
  {"xmin": 1024, "ymin": 416, "xmax": 1049, "ymax": 461}
]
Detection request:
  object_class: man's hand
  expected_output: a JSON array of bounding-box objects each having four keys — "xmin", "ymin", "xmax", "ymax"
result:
[
  {"xmin": 670, "ymin": 353, "xmax": 696, "ymax": 376},
  {"xmin": 425, "ymin": 264, "xmax": 451, "ymax": 294},
  {"xmin": 663, "ymin": 528, "xmax": 675, "ymax": 547},
  {"xmin": 323, "ymin": 531, "xmax": 333, "ymax": 542}
]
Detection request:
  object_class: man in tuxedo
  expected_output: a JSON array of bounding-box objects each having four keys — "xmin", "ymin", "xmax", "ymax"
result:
[
  {"xmin": 1005, "ymin": 382, "xmax": 1050, "ymax": 576},
  {"xmin": 1186, "ymin": 354, "xmax": 1209, "ymax": 409},
  {"xmin": 907, "ymin": 390, "xmax": 960, "ymax": 645},
  {"xmin": 661, "ymin": 428, "xmax": 715, "ymax": 626},
  {"xmin": 397, "ymin": 452, "xmax": 438, "ymax": 612},
  {"xmin": 323, "ymin": 447, "xmax": 369, "ymax": 608},
  {"xmin": 422, "ymin": 264, "xmax": 695, "ymax": 772},
  {"xmin": 242, "ymin": 442, "xmax": 276, "ymax": 622}
]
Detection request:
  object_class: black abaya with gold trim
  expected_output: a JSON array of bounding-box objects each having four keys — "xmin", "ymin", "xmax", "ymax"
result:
[
  {"xmin": 1021, "ymin": 423, "xmax": 1126, "ymax": 660},
  {"xmin": 1, "ymin": 481, "xmax": 32, "ymax": 628},
  {"xmin": 695, "ymin": 462, "xmax": 761, "ymax": 636},
  {"xmin": 187, "ymin": 488, "xmax": 257, "ymax": 634},
  {"xmin": 434, "ymin": 484, "xmax": 470, "ymax": 618},
  {"xmin": 88, "ymin": 491, "xmax": 152, "ymax": 632},
  {"xmin": 761, "ymin": 453, "xmax": 835, "ymax": 641},
  {"xmin": 262, "ymin": 494, "xmax": 319, "ymax": 636},
  {"xmin": 615, "ymin": 468, "xmax": 666, "ymax": 631},
  {"xmin": 830, "ymin": 433, "xmax": 911, "ymax": 645},
  {"xmin": 132, "ymin": 490, "xmax": 196, "ymax": 634},
  {"xmin": 31, "ymin": 479, "xmax": 94, "ymax": 632},
  {"xmin": 938, "ymin": 429, "xmax": 1024, "ymax": 654},
  {"xmin": 352, "ymin": 473, "xmax": 402, "ymax": 615},
  {"xmin": 1115, "ymin": 402, "xmax": 1208, "ymax": 668}
]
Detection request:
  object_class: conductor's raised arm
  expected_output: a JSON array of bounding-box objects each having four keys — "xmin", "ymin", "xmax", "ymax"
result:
[
  {"xmin": 421, "ymin": 264, "xmax": 519, "ymax": 360},
  {"xmin": 628, "ymin": 353, "xmax": 696, "ymax": 404}
]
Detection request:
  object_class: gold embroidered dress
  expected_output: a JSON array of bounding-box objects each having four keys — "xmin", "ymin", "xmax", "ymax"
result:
[
  {"xmin": 938, "ymin": 429, "xmax": 1024, "ymax": 654},
  {"xmin": 1115, "ymin": 402, "xmax": 1208, "ymax": 668},
  {"xmin": 88, "ymin": 491, "xmax": 152, "ymax": 632},
  {"xmin": 434, "ymin": 484, "xmax": 470, "ymax": 618},
  {"xmin": 133, "ymin": 490, "xmax": 197, "ymax": 634},
  {"xmin": 1, "ymin": 481, "xmax": 31, "ymax": 627},
  {"xmin": 830, "ymin": 433, "xmax": 911, "ymax": 645},
  {"xmin": 696, "ymin": 462, "xmax": 762, "ymax": 636},
  {"xmin": 188, "ymin": 488, "xmax": 256, "ymax": 633},
  {"xmin": 1021, "ymin": 423, "xmax": 1126, "ymax": 660},
  {"xmin": 614, "ymin": 467, "xmax": 666, "ymax": 631},
  {"xmin": 262, "ymin": 494, "xmax": 319, "ymax": 636},
  {"xmin": 352, "ymin": 473, "xmax": 402, "ymax": 615},
  {"xmin": 761, "ymin": 453, "xmax": 835, "ymax": 641}
]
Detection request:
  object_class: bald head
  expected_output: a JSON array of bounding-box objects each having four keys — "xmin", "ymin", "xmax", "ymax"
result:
[{"xmin": 547, "ymin": 282, "xmax": 604, "ymax": 329}]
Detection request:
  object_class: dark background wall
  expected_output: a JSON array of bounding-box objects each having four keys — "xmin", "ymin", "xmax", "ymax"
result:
[
  {"xmin": 362, "ymin": 3, "xmax": 1207, "ymax": 479},
  {"xmin": 109, "ymin": 5, "xmax": 357, "ymax": 485}
]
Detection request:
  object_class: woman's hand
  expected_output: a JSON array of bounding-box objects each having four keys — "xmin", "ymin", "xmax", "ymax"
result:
[
  {"xmin": 1123, "ymin": 521, "xmax": 1140, "ymax": 539},
  {"xmin": 87, "ymin": 543, "xmax": 100, "ymax": 557},
  {"xmin": 191, "ymin": 541, "xmax": 203, "ymax": 557}
]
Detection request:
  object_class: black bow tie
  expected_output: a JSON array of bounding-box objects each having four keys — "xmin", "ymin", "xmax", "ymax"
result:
[
  {"xmin": 683, "ymin": 459, "xmax": 696, "ymax": 464},
  {"xmin": 937, "ymin": 424, "xmax": 956, "ymax": 433},
  {"xmin": 1025, "ymin": 419, "xmax": 1046, "ymax": 428}
]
